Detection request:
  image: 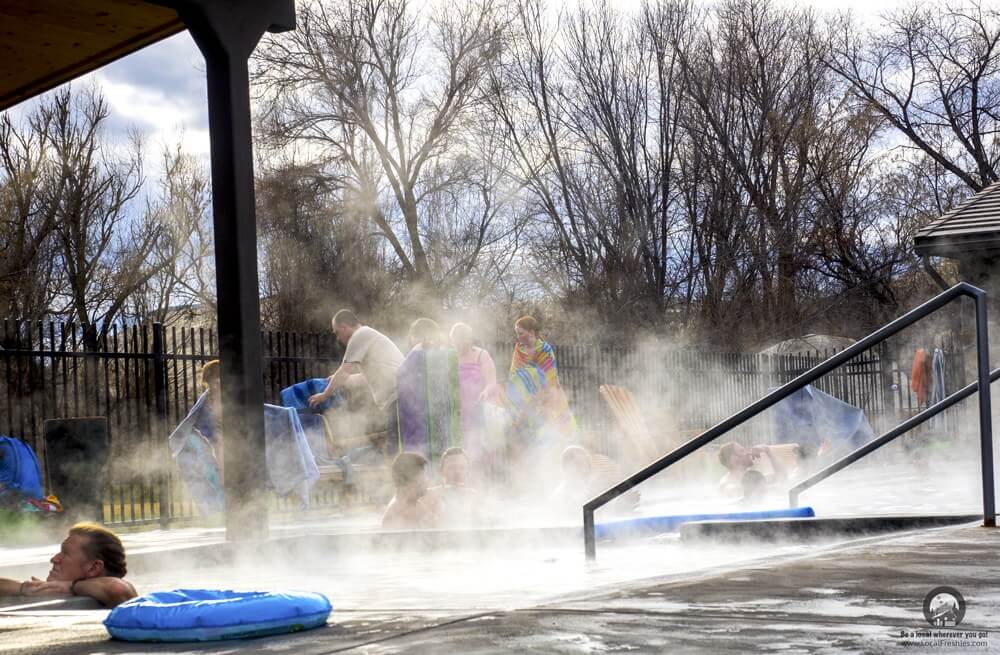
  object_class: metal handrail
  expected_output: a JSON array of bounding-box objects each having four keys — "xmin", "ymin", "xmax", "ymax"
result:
[
  {"xmin": 583, "ymin": 282, "xmax": 995, "ymax": 559},
  {"xmin": 790, "ymin": 366, "xmax": 1000, "ymax": 506}
]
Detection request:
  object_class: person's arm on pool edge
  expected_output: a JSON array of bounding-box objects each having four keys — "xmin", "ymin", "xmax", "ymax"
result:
[
  {"xmin": 0, "ymin": 578, "xmax": 24, "ymax": 596},
  {"xmin": 21, "ymin": 576, "xmax": 137, "ymax": 607}
]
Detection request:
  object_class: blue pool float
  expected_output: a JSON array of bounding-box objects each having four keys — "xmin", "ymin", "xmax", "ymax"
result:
[
  {"xmin": 595, "ymin": 506, "xmax": 815, "ymax": 540},
  {"xmin": 104, "ymin": 589, "xmax": 332, "ymax": 642}
]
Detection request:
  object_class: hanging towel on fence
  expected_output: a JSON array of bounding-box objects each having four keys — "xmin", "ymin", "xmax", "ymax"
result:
[
  {"xmin": 931, "ymin": 348, "xmax": 946, "ymax": 405},
  {"xmin": 395, "ymin": 347, "xmax": 461, "ymax": 464},
  {"xmin": 911, "ymin": 348, "xmax": 932, "ymax": 406},
  {"xmin": 771, "ymin": 384, "xmax": 874, "ymax": 455},
  {"xmin": 931, "ymin": 348, "xmax": 946, "ymax": 428},
  {"xmin": 167, "ymin": 393, "xmax": 320, "ymax": 513}
]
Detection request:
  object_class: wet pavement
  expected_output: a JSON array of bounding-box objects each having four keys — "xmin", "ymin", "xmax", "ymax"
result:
[{"xmin": 2, "ymin": 522, "xmax": 998, "ymax": 654}]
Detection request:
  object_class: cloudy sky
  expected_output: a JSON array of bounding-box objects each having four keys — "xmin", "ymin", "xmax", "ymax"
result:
[{"xmin": 5, "ymin": 0, "xmax": 912, "ymax": 177}]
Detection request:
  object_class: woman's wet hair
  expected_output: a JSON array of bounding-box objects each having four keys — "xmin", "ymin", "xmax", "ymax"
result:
[
  {"xmin": 200, "ymin": 360, "xmax": 220, "ymax": 392},
  {"xmin": 70, "ymin": 522, "xmax": 127, "ymax": 578}
]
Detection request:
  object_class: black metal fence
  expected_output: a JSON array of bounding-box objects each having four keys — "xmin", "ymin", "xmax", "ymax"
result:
[
  {"xmin": 0, "ymin": 320, "xmax": 964, "ymax": 527},
  {"xmin": 0, "ymin": 320, "xmax": 340, "ymax": 526}
]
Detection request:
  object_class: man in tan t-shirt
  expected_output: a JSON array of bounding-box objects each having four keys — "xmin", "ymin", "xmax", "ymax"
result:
[{"xmin": 309, "ymin": 309, "xmax": 405, "ymax": 445}]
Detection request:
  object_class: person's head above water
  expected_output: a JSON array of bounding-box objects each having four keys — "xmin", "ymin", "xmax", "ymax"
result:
[
  {"xmin": 48, "ymin": 522, "xmax": 128, "ymax": 583},
  {"xmin": 439, "ymin": 447, "xmax": 469, "ymax": 487},
  {"xmin": 561, "ymin": 445, "xmax": 592, "ymax": 481},
  {"xmin": 514, "ymin": 315, "xmax": 540, "ymax": 349},
  {"xmin": 408, "ymin": 317, "xmax": 442, "ymax": 350},
  {"xmin": 392, "ymin": 452, "xmax": 429, "ymax": 501},
  {"xmin": 718, "ymin": 442, "xmax": 756, "ymax": 472},
  {"xmin": 331, "ymin": 309, "xmax": 362, "ymax": 346}
]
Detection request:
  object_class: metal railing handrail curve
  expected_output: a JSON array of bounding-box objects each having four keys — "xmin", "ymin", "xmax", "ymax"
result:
[{"xmin": 583, "ymin": 282, "xmax": 995, "ymax": 560}]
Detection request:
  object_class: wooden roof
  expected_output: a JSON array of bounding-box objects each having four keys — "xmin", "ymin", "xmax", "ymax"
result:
[
  {"xmin": 914, "ymin": 181, "xmax": 1000, "ymax": 259},
  {"xmin": 0, "ymin": 0, "xmax": 184, "ymax": 111}
]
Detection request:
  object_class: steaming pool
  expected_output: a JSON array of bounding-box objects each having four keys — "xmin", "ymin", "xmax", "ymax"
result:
[
  {"xmin": 104, "ymin": 457, "xmax": 986, "ymax": 615},
  {"xmin": 122, "ymin": 535, "xmax": 826, "ymax": 615},
  {"xmin": 1, "ymin": 456, "xmax": 984, "ymax": 625}
]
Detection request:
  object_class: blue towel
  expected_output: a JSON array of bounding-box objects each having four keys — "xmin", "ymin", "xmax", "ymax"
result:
[
  {"xmin": 167, "ymin": 393, "xmax": 320, "ymax": 512},
  {"xmin": 0, "ymin": 436, "xmax": 44, "ymax": 500},
  {"xmin": 280, "ymin": 379, "xmax": 341, "ymax": 411},
  {"xmin": 771, "ymin": 384, "xmax": 874, "ymax": 453}
]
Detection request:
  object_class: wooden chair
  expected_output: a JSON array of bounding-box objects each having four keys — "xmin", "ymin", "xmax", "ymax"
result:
[
  {"xmin": 598, "ymin": 384, "xmax": 662, "ymax": 466},
  {"xmin": 599, "ymin": 384, "xmax": 717, "ymax": 482}
]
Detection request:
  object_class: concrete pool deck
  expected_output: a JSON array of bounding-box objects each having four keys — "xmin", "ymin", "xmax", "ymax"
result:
[{"xmin": 1, "ymin": 522, "xmax": 998, "ymax": 654}]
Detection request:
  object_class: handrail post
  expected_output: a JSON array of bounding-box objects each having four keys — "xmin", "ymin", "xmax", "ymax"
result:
[
  {"xmin": 584, "ymin": 508, "xmax": 596, "ymax": 560},
  {"xmin": 974, "ymin": 293, "xmax": 996, "ymax": 527}
]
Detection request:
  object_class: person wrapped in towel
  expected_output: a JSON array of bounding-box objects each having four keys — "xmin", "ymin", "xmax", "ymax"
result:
[
  {"xmin": 167, "ymin": 360, "xmax": 319, "ymax": 513},
  {"xmin": 503, "ymin": 315, "xmax": 578, "ymax": 446},
  {"xmin": 395, "ymin": 318, "xmax": 461, "ymax": 466}
]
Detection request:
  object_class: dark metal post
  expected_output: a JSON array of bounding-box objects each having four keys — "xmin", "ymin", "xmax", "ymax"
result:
[
  {"xmin": 973, "ymin": 293, "xmax": 996, "ymax": 527},
  {"xmin": 152, "ymin": 323, "xmax": 170, "ymax": 529},
  {"xmin": 167, "ymin": 0, "xmax": 295, "ymax": 542},
  {"xmin": 584, "ymin": 508, "xmax": 595, "ymax": 560}
]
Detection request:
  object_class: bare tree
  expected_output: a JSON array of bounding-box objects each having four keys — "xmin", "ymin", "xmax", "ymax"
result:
[
  {"xmin": 127, "ymin": 144, "xmax": 215, "ymax": 325},
  {"xmin": 256, "ymin": 158, "xmax": 394, "ymax": 331},
  {"xmin": 828, "ymin": 2, "xmax": 1000, "ymax": 192},
  {"xmin": 676, "ymin": 0, "xmax": 830, "ymax": 341},
  {"xmin": 254, "ymin": 0, "xmax": 512, "ymax": 305},
  {"xmin": 0, "ymin": 104, "xmax": 61, "ymax": 325},
  {"xmin": 485, "ymin": 0, "xmax": 691, "ymax": 330},
  {"xmin": 40, "ymin": 88, "xmax": 172, "ymax": 344}
]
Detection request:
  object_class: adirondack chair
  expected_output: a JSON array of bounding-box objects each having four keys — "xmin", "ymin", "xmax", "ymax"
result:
[
  {"xmin": 598, "ymin": 384, "xmax": 663, "ymax": 466},
  {"xmin": 599, "ymin": 384, "xmax": 717, "ymax": 481}
]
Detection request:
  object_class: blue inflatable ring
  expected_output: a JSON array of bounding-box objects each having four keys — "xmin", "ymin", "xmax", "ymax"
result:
[
  {"xmin": 104, "ymin": 589, "xmax": 332, "ymax": 642},
  {"xmin": 595, "ymin": 506, "xmax": 815, "ymax": 540}
]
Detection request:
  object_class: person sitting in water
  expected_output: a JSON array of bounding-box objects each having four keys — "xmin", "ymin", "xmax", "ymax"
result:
[
  {"xmin": 550, "ymin": 445, "xmax": 638, "ymax": 515},
  {"xmin": 738, "ymin": 470, "xmax": 770, "ymax": 506},
  {"xmin": 0, "ymin": 522, "xmax": 137, "ymax": 607},
  {"xmin": 424, "ymin": 447, "xmax": 482, "ymax": 526},
  {"xmin": 717, "ymin": 442, "xmax": 789, "ymax": 496},
  {"xmin": 381, "ymin": 452, "xmax": 437, "ymax": 529}
]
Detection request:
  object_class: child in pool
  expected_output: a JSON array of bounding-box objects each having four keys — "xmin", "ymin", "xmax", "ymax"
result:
[
  {"xmin": 381, "ymin": 452, "xmax": 438, "ymax": 529},
  {"xmin": 424, "ymin": 447, "xmax": 483, "ymax": 526}
]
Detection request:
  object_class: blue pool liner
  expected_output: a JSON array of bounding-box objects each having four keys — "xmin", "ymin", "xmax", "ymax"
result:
[
  {"xmin": 104, "ymin": 589, "xmax": 332, "ymax": 642},
  {"xmin": 595, "ymin": 506, "xmax": 815, "ymax": 540}
]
